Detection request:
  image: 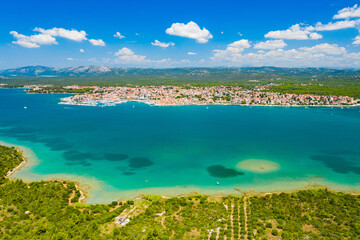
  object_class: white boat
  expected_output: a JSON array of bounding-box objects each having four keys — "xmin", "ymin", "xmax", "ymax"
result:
[
  {"xmin": 216, "ymin": 182, "xmax": 219, "ymax": 185},
  {"xmin": 24, "ymin": 106, "xmax": 27, "ymax": 109}
]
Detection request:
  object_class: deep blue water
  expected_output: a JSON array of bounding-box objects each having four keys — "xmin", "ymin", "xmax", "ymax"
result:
[{"xmin": 1, "ymin": 88, "xmax": 359, "ymax": 202}]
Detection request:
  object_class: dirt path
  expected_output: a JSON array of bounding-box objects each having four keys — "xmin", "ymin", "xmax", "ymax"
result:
[
  {"xmin": 169, "ymin": 230, "xmax": 175, "ymax": 240},
  {"xmin": 126, "ymin": 206, "xmax": 137, "ymax": 217},
  {"xmin": 161, "ymin": 216, "xmax": 166, "ymax": 229},
  {"xmin": 215, "ymin": 227, "xmax": 220, "ymax": 240},
  {"xmin": 207, "ymin": 229, "xmax": 214, "ymax": 240},
  {"xmin": 68, "ymin": 190, "xmax": 75, "ymax": 204},
  {"xmin": 173, "ymin": 207, "xmax": 182, "ymax": 216},
  {"xmin": 165, "ymin": 206, "xmax": 182, "ymax": 240}
]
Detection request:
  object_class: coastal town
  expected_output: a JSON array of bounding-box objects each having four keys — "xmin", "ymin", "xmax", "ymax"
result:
[{"xmin": 45, "ymin": 85, "xmax": 360, "ymax": 107}]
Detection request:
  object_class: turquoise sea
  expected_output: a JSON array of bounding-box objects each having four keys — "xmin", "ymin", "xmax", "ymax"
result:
[{"xmin": 1, "ymin": 88, "xmax": 360, "ymax": 203}]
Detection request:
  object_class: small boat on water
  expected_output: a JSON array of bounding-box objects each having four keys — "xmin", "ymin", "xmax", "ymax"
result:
[
  {"xmin": 216, "ymin": 182, "xmax": 219, "ymax": 185},
  {"xmin": 24, "ymin": 106, "xmax": 27, "ymax": 109}
]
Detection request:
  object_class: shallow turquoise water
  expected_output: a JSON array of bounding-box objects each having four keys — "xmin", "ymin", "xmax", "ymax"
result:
[{"xmin": 1, "ymin": 88, "xmax": 359, "ymax": 202}]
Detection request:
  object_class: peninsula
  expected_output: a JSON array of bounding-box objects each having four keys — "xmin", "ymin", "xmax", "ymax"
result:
[{"xmin": 28, "ymin": 85, "xmax": 359, "ymax": 107}]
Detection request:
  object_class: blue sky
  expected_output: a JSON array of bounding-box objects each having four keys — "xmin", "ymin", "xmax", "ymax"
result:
[{"xmin": 1, "ymin": 0, "xmax": 360, "ymax": 68}]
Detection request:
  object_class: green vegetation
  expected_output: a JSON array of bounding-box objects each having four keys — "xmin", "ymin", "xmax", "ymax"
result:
[
  {"xmin": 27, "ymin": 87, "xmax": 94, "ymax": 94},
  {"xmin": 247, "ymin": 190, "xmax": 360, "ymax": 239},
  {"xmin": 0, "ymin": 146, "xmax": 23, "ymax": 182},
  {"xmin": 267, "ymin": 79, "xmax": 360, "ymax": 98},
  {"xmin": 0, "ymin": 145, "xmax": 360, "ymax": 239}
]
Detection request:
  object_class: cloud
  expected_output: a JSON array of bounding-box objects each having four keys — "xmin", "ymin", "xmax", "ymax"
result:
[
  {"xmin": 34, "ymin": 27, "xmax": 87, "ymax": 42},
  {"xmin": 89, "ymin": 39, "xmax": 105, "ymax": 46},
  {"xmin": 114, "ymin": 32, "xmax": 125, "ymax": 39},
  {"xmin": 228, "ymin": 39, "xmax": 251, "ymax": 49},
  {"xmin": 67, "ymin": 57, "xmax": 74, "ymax": 61},
  {"xmin": 212, "ymin": 39, "xmax": 251, "ymax": 59},
  {"xmin": 187, "ymin": 52, "xmax": 197, "ymax": 55},
  {"xmin": 115, "ymin": 47, "xmax": 148, "ymax": 63},
  {"xmin": 114, "ymin": 47, "xmax": 170, "ymax": 65},
  {"xmin": 299, "ymin": 43, "xmax": 346, "ymax": 55},
  {"xmin": 10, "ymin": 31, "xmax": 57, "ymax": 48},
  {"xmin": 165, "ymin": 21, "xmax": 213, "ymax": 43},
  {"xmin": 151, "ymin": 40, "xmax": 175, "ymax": 48},
  {"xmin": 80, "ymin": 49, "xmax": 85, "ymax": 53},
  {"xmin": 211, "ymin": 43, "xmax": 357, "ymax": 68},
  {"xmin": 315, "ymin": 20, "xmax": 359, "ymax": 31},
  {"xmin": 11, "ymin": 27, "xmax": 106, "ymax": 48},
  {"xmin": 254, "ymin": 40, "xmax": 286, "ymax": 49},
  {"xmin": 334, "ymin": 4, "xmax": 360, "ymax": 19},
  {"xmin": 265, "ymin": 24, "xmax": 323, "ymax": 40},
  {"xmin": 309, "ymin": 32, "xmax": 323, "ymax": 40},
  {"xmin": 265, "ymin": 7, "xmax": 360, "ymax": 42},
  {"xmin": 115, "ymin": 47, "xmax": 134, "ymax": 56},
  {"xmin": 353, "ymin": 35, "xmax": 360, "ymax": 45}
]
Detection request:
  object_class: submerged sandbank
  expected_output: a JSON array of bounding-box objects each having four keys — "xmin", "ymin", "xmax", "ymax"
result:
[{"xmin": 236, "ymin": 159, "xmax": 280, "ymax": 173}]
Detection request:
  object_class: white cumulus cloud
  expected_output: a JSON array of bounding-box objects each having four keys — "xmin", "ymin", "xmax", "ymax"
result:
[
  {"xmin": 67, "ymin": 57, "xmax": 74, "ymax": 61},
  {"xmin": 165, "ymin": 21, "xmax": 213, "ymax": 43},
  {"xmin": 212, "ymin": 39, "xmax": 251, "ymax": 59},
  {"xmin": 254, "ymin": 40, "xmax": 287, "ymax": 49},
  {"xmin": 210, "ymin": 43, "xmax": 358, "ymax": 68},
  {"xmin": 114, "ymin": 32, "xmax": 125, "ymax": 39},
  {"xmin": 309, "ymin": 32, "xmax": 323, "ymax": 40},
  {"xmin": 334, "ymin": 4, "xmax": 360, "ymax": 19},
  {"xmin": 10, "ymin": 27, "xmax": 107, "ymax": 48},
  {"xmin": 115, "ymin": 47, "xmax": 147, "ymax": 63},
  {"xmin": 187, "ymin": 52, "xmax": 197, "ymax": 55},
  {"xmin": 299, "ymin": 43, "xmax": 346, "ymax": 55},
  {"xmin": 80, "ymin": 49, "xmax": 85, "ymax": 53},
  {"xmin": 10, "ymin": 31, "xmax": 57, "ymax": 48},
  {"xmin": 34, "ymin": 27, "xmax": 87, "ymax": 42},
  {"xmin": 89, "ymin": 39, "xmax": 105, "ymax": 46},
  {"xmin": 265, "ymin": 24, "xmax": 323, "ymax": 40},
  {"xmin": 114, "ymin": 47, "xmax": 170, "ymax": 65},
  {"xmin": 227, "ymin": 39, "xmax": 251, "ymax": 52},
  {"xmin": 151, "ymin": 40, "xmax": 175, "ymax": 48},
  {"xmin": 315, "ymin": 20, "xmax": 360, "ymax": 31},
  {"xmin": 353, "ymin": 35, "xmax": 360, "ymax": 45}
]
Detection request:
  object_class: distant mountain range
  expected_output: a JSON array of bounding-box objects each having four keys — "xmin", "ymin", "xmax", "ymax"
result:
[{"xmin": 1, "ymin": 66, "xmax": 360, "ymax": 82}]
